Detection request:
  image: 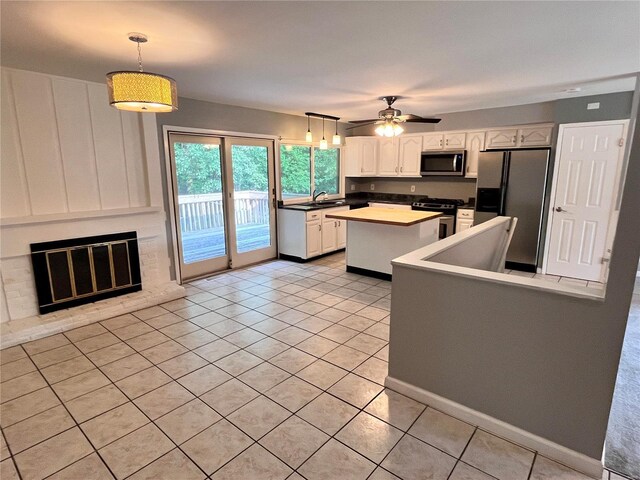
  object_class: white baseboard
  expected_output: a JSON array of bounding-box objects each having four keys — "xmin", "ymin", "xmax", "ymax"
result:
[{"xmin": 385, "ymin": 376, "xmax": 604, "ymax": 479}]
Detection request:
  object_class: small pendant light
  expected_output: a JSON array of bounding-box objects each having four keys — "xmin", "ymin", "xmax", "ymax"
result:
[
  {"xmin": 106, "ymin": 33, "xmax": 178, "ymax": 113},
  {"xmin": 319, "ymin": 117, "xmax": 328, "ymax": 150},
  {"xmin": 332, "ymin": 118, "xmax": 341, "ymax": 145},
  {"xmin": 305, "ymin": 114, "xmax": 313, "ymax": 142}
]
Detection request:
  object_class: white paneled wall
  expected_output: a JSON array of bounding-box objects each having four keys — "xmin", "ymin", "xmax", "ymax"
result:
[{"xmin": 1, "ymin": 67, "xmax": 149, "ymax": 217}]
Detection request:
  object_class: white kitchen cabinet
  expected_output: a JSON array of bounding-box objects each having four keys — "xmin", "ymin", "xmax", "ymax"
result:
[
  {"xmin": 336, "ymin": 219, "xmax": 347, "ymax": 249},
  {"xmin": 456, "ymin": 208, "xmax": 474, "ymax": 232},
  {"xmin": 360, "ymin": 138, "xmax": 378, "ymax": 175},
  {"xmin": 344, "ymin": 137, "xmax": 378, "ymax": 176},
  {"xmin": 518, "ymin": 125, "xmax": 553, "ymax": 147},
  {"xmin": 398, "ymin": 135, "xmax": 423, "ymax": 176},
  {"xmin": 422, "ymin": 133, "xmax": 444, "ymax": 150},
  {"xmin": 485, "ymin": 129, "xmax": 518, "ymax": 149},
  {"xmin": 322, "ymin": 217, "xmax": 338, "ymax": 253},
  {"xmin": 444, "ymin": 132, "xmax": 466, "ymax": 150},
  {"xmin": 465, "ymin": 130, "xmax": 485, "ymax": 178},
  {"xmin": 306, "ymin": 221, "xmax": 322, "ymax": 257},
  {"xmin": 377, "ymin": 137, "xmax": 399, "ymax": 176},
  {"xmin": 485, "ymin": 124, "xmax": 553, "ymax": 149},
  {"xmin": 368, "ymin": 203, "xmax": 412, "ymax": 210}
]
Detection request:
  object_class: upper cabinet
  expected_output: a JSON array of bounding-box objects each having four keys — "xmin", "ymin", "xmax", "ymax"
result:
[
  {"xmin": 398, "ymin": 135, "xmax": 422, "ymax": 176},
  {"xmin": 485, "ymin": 129, "xmax": 518, "ymax": 149},
  {"xmin": 422, "ymin": 133, "xmax": 444, "ymax": 150},
  {"xmin": 377, "ymin": 137, "xmax": 399, "ymax": 176},
  {"xmin": 444, "ymin": 132, "xmax": 466, "ymax": 150},
  {"xmin": 518, "ymin": 125, "xmax": 553, "ymax": 147},
  {"xmin": 344, "ymin": 137, "xmax": 378, "ymax": 176},
  {"xmin": 485, "ymin": 124, "xmax": 553, "ymax": 150},
  {"xmin": 465, "ymin": 131, "xmax": 485, "ymax": 178}
]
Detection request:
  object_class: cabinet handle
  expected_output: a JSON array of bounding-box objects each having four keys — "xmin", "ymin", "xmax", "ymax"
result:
[
  {"xmin": 440, "ymin": 139, "xmax": 443, "ymax": 146},
  {"xmin": 512, "ymin": 135, "xmax": 517, "ymax": 144},
  {"xmin": 338, "ymin": 221, "xmax": 341, "ymax": 226},
  {"xmin": 400, "ymin": 166, "xmax": 403, "ymax": 172},
  {"xmin": 318, "ymin": 224, "xmax": 321, "ymax": 231},
  {"xmin": 395, "ymin": 166, "xmax": 398, "ymax": 173},
  {"xmin": 334, "ymin": 221, "xmax": 337, "ymax": 227},
  {"xmin": 445, "ymin": 139, "xmax": 449, "ymax": 146},
  {"xmin": 520, "ymin": 134, "xmax": 524, "ymax": 143}
]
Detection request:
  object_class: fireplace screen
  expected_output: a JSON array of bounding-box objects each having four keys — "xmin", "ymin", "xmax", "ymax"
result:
[{"xmin": 31, "ymin": 232, "xmax": 142, "ymax": 314}]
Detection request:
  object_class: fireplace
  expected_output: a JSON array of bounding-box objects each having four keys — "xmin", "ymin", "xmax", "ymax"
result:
[{"xmin": 31, "ymin": 232, "xmax": 142, "ymax": 314}]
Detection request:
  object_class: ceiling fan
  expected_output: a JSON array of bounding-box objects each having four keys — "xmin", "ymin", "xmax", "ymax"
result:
[{"xmin": 348, "ymin": 96, "xmax": 441, "ymax": 137}]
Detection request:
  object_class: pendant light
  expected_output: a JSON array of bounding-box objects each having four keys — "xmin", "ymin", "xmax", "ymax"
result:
[
  {"xmin": 305, "ymin": 114, "xmax": 313, "ymax": 142},
  {"xmin": 332, "ymin": 118, "xmax": 341, "ymax": 145},
  {"xmin": 319, "ymin": 117, "xmax": 328, "ymax": 150},
  {"xmin": 106, "ymin": 33, "xmax": 178, "ymax": 113}
]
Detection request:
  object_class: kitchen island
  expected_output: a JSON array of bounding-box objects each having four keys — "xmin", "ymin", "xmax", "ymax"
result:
[{"xmin": 325, "ymin": 207, "xmax": 442, "ymax": 279}]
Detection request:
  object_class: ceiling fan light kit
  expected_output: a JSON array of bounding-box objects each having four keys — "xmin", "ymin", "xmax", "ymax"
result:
[
  {"xmin": 106, "ymin": 33, "xmax": 178, "ymax": 113},
  {"xmin": 304, "ymin": 112, "xmax": 341, "ymax": 147},
  {"xmin": 349, "ymin": 96, "xmax": 441, "ymax": 136}
]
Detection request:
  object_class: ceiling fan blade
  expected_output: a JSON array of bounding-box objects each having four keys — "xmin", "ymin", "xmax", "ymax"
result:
[
  {"xmin": 396, "ymin": 114, "xmax": 422, "ymax": 121},
  {"xmin": 346, "ymin": 121, "xmax": 379, "ymax": 130},
  {"xmin": 404, "ymin": 117, "xmax": 442, "ymax": 124},
  {"xmin": 348, "ymin": 118, "xmax": 381, "ymax": 124}
]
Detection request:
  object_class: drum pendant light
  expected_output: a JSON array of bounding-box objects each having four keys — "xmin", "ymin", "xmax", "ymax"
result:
[{"xmin": 106, "ymin": 33, "xmax": 178, "ymax": 113}]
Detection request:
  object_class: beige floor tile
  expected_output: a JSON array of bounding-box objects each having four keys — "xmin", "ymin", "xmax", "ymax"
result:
[
  {"xmin": 200, "ymin": 379, "xmax": 259, "ymax": 416},
  {"xmin": 74, "ymin": 332, "xmax": 120, "ymax": 354},
  {"xmin": 271, "ymin": 326, "xmax": 313, "ymax": 346},
  {"xmin": 364, "ymin": 322, "xmax": 390, "ymax": 341},
  {"xmin": 175, "ymin": 364, "xmax": 230, "ymax": 396},
  {"xmin": 205, "ymin": 319, "xmax": 245, "ymax": 337},
  {"xmin": 101, "ymin": 314, "xmax": 140, "ymax": 331},
  {"xmin": 99, "ymin": 423, "xmax": 173, "ymax": 479},
  {"xmin": 65, "ymin": 384, "xmax": 128, "ymax": 423},
  {"xmin": 265, "ymin": 376, "xmax": 322, "ymax": 412},
  {"xmin": 14, "ymin": 427, "xmax": 94, "ymax": 480},
  {"xmin": 175, "ymin": 304, "xmax": 209, "ymax": 319},
  {"xmin": 64, "ymin": 323, "xmax": 108, "ymax": 343},
  {"xmin": 132, "ymin": 306, "xmax": 168, "ymax": 321},
  {"xmin": 298, "ymin": 438, "xmax": 376, "ymax": 480},
  {"xmin": 23, "ymin": 334, "xmax": 70, "ymax": 356},
  {"xmin": 336, "ymin": 412, "xmax": 403, "ymax": 463},
  {"xmin": 256, "ymin": 303, "xmax": 290, "ymax": 316},
  {"xmin": 5, "ymin": 357, "xmax": 41, "ymax": 378},
  {"xmin": 214, "ymin": 350, "xmax": 263, "ymax": 376},
  {"xmin": 139, "ymin": 340, "xmax": 188, "ymax": 364},
  {"xmin": 1, "ymin": 370, "xmax": 47, "ymax": 403},
  {"xmin": 4, "ymin": 405, "xmax": 75, "ymax": 454},
  {"xmin": 0, "ymin": 459, "xmax": 20, "ymax": 480},
  {"xmin": 211, "ymin": 443, "xmax": 292, "ymax": 480},
  {"xmin": 381, "ymin": 434, "xmax": 457, "ymax": 480},
  {"xmin": 41, "ymin": 356, "xmax": 94, "ymax": 384},
  {"xmin": 125, "ymin": 331, "xmax": 170, "ymax": 351},
  {"xmin": 162, "ymin": 298, "xmax": 195, "ymax": 312},
  {"xmin": 181, "ymin": 419, "xmax": 253, "ymax": 475},
  {"xmin": 409, "ymin": 407, "xmax": 475, "ymax": 458},
  {"xmin": 449, "ymin": 462, "xmax": 495, "ymax": 480},
  {"xmin": 227, "ymin": 395, "xmax": 291, "ymax": 440},
  {"xmin": 159, "ymin": 321, "xmax": 201, "ymax": 339},
  {"xmin": 357, "ymin": 306, "xmax": 389, "ymax": 321},
  {"xmin": 115, "ymin": 366, "xmax": 171, "ymax": 399},
  {"xmin": 134, "ymin": 381, "xmax": 194, "ymax": 419},
  {"xmin": 189, "ymin": 311, "xmax": 228, "ymax": 328},
  {"xmin": 0, "ymin": 387, "xmax": 60, "ymax": 427},
  {"xmin": 529, "ymin": 455, "xmax": 593, "ymax": 480},
  {"xmin": 318, "ymin": 324, "xmax": 359, "ymax": 343},
  {"xmin": 334, "ymin": 299, "xmax": 368, "ymax": 314},
  {"xmin": 238, "ymin": 363, "xmax": 290, "ymax": 393},
  {"xmin": 232, "ymin": 311, "xmax": 270, "ymax": 327},
  {"xmin": 193, "ymin": 339, "xmax": 239, "ymax": 363},
  {"xmin": 0, "ymin": 346, "xmax": 27, "ymax": 364},
  {"xmin": 315, "ymin": 307, "xmax": 351, "ymax": 322},
  {"xmin": 86, "ymin": 342, "xmax": 135, "ymax": 367},
  {"xmin": 374, "ymin": 344, "xmax": 389, "ymax": 361},
  {"xmin": 245, "ymin": 338, "xmax": 290, "ymax": 360},
  {"xmin": 296, "ymin": 301, "xmax": 328, "ymax": 316},
  {"xmin": 296, "ymin": 335, "xmax": 340, "ymax": 357},
  {"xmin": 298, "ymin": 393, "xmax": 358, "ymax": 435},
  {"xmin": 338, "ymin": 315, "xmax": 376, "ymax": 332},
  {"xmin": 352, "ymin": 356, "xmax": 388, "ymax": 385},
  {"xmin": 100, "ymin": 353, "xmax": 153, "ymax": 382},
  {"xmin": 296, "ymin": 317, "xmax": 333, "ymax": 334},
  {"xmin": 157, "ymin": 352, "xmax": 209, "ymax": 379},
  {"xmin": 322, "ymin": 345, "xmax": 370, "ymax": 371},
  {"xmin": 47, "ymin": 453, "xmax": 114, "ymax": 479},
  {"xmin": 80, "ymin": 402, "xmax": 149, "ymax": 448},
  {"xmin": 29, "ymin": 344, "xmax": 82, "ymax": 369},
  {"xmin": 175, "ymin": 329, "xmax": 218, "ymax": 350},
  {"xmin": 273, "ymin": 309, "xmax": 309, "ymax": 325},
  {"xmin": 156, "ymin": 398, "xmax": 221, "ymax": 445},
  {"xmin": 260, "ymin": 416, "xmax": 329, "ymax": 469},
  {"xmin": 364, "ymin": 389, "xmax": 426, "ymax": 431},
  {"xmin": 345, "ymin": 333, "xmax": 388, "ymax": 355},
  {"xmin": 52, "ymin": 369, "xmax": 110, "ymax": 402},
  {"xmin": 128, "ymin": 449, "xmax": 205, "ymax": 480},
  {"xmin": 143, "ymin": 312, "xmax": 184, "ymax": 330},
  {"xmin": 224, "ymin": 328, "xmax": 267, "ymax": 348},
  {"xmin": 461, "ymin": 430, "xmax": 535, "ymax": 480},
  {"xmin": 217, "ymin": 304, "xmax": 252, "ymax": 318},
  {"xmin": 268, "ymin": 348, "xmax": 316, "ymax": 373},
  {"xmin": 328, "ymin": 373, "xmax": 383, "ymax": 408},
  {"xmin": 296, "ymin": 360, "xmax": 348, "ymax": 390},
  {"xmin": 1, "ymin": 434, "xmax": 9, "ymax": 461},
  {"xmin": 251, "ymin": 319, "xmax": 290, "ymax": 336},
  {"xmin": 369, "ymin": 467, "xmax": 401, "ymax": 479},
  {"xmin": 112, "ymin": 322, "xmax": 155, "ymax": 341}
]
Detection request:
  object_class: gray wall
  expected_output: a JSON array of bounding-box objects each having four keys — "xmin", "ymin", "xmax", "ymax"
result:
[{"xmin": 388, "ymin": 91, "xmax": 640, "ymax": 460}]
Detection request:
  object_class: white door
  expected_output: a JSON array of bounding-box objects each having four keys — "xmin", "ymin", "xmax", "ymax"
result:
[{"xmin": 545, "ymin": 122, "xmax": 627, "ymax": 281}]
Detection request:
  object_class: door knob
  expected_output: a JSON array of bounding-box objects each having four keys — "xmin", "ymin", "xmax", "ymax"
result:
[{"xmin": 555, "ymin": 207, "xmax": 566, "ymax": 212}]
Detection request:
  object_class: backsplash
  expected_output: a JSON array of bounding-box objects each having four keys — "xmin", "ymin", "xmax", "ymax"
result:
[{"xmin": 345, "ymin": 177, "xmax": 477, "ymax": 202}]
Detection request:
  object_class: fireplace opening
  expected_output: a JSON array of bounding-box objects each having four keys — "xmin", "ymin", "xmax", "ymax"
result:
[{"xmin": 31, "ymin": 232, "xmax": 142, "ymax": 314}]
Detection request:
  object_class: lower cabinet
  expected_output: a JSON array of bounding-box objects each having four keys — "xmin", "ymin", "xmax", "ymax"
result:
[
  {"xmin": 278, "ymin": 206, "xmax": 349, "ymax": 260},
  {"xmin": 456, "ymin": 208, "xmax": 475, "ymax": 232}
]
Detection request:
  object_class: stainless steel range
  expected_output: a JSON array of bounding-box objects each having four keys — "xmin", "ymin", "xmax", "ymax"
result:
[{"xmin": 412, "ymin": 198, "xmax": 465, "ymax": 239}]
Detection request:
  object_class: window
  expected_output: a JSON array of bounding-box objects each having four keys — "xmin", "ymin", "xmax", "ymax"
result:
[{"xmin": 279, "ymin": 144, "xmax": 341, "ymax": 201}]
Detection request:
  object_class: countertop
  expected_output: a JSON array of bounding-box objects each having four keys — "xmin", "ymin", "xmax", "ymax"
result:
[
  {"xmin": 325, "ymin": 207, "xmax": 442, "ymax": 226},
  {"xmin": 278, "ymin": 199, "xmax": 368, "ymax": 211}
]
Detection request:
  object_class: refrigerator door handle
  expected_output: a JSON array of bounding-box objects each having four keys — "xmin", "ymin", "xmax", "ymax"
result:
[{"xmin": 499, "ymin": 153, "xmax": 510, "ymax": 215}]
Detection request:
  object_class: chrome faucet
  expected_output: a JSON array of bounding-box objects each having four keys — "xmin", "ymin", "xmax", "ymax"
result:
[{"xmin": 312, "ymin": 189, "xmax": 327, "ymax": 202}]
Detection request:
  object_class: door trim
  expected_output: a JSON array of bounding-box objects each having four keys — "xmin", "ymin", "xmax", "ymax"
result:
[
  {"xmin": 541, "ymin": 119, "xmax": 629, "ymax": 280},
  {"xmin": 162, "ymin": 125, "xmax": 281, "ymax": 284}
]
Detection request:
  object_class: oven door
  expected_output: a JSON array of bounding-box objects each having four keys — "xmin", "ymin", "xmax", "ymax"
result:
[
  {"xmin": 421, "ymin": 151, "xmax": 466, "ymax": 176},
  {"xmin": 438, "ymin": 215, "xmax": 455, "ymax": 239}
]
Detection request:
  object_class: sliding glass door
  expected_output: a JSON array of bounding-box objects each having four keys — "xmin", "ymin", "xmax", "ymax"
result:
[{"xmin": 168, "ymin": 133, "xmax": 276, "ymax": 281}]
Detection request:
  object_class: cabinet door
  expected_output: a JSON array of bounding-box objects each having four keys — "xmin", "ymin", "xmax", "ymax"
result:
[
  {"xmin": 321, "ymin": 218, "xmax": 337, "ymax": 253},
  {"xmin": 306, "ymin": 221, "xmax": 322, "ymax": 258},
  {"xmin": 398, "ymin": 136, "xmax": 423, "ymax": 176},
  {"xmin": 465, "ymin": 131, "xmax": 485, "ymax": 178},
  {"xmin": 422, "ymin": 133, "xmax": 444, "ymax": 150},
  {"xmin": 517, "ymin": 126, "xmax": 552, "ymax": 147},
  {"xmin": 377, "ymin": 138, "xmax": 399, "ymax": 176},
  {"xmin": 343, "ymin": 140, "xmax": 362, "ymax": 177},
  {"xmin": 457, "ymin": 218, "xmax": 474, "ymax": 232},
  {"xmin": 360, "ymin": 139, "xmax": 378, "ymax": 175},
  {"xmin": 444, "ymin": 132, "xmax": 466, "ymax": 150},
  {"xmin": 485, "ymin": 129, "xmax": 517, "ymax": 149},
  {"xmin": 336, "ymin": 219, "xmax": 347, "ymax": 249}
]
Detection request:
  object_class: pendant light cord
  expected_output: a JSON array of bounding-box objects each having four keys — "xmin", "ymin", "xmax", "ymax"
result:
[{"xmin": 137, "ymin": 41, "xmax": 143, "ymax": 72}]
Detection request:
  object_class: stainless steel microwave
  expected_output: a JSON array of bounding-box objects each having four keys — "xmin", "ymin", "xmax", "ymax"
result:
[{"xmin": 420, "ymin": 150, "xmax": 466, "ymax": 176}]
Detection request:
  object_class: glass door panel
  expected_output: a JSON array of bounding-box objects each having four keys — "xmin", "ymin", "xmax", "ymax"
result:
[{"xmin": 169, "ymin": 134, "xmax": 229, "ymax": 280}]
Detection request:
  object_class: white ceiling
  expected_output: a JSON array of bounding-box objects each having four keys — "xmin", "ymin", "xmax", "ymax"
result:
[{"xmin": 1, "ymin": 1, "xmax": 638, "ymax": 120}]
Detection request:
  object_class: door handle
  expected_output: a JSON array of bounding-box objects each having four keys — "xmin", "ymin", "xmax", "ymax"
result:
[{"xmin": 555, "ymin": 207, "xmax": 566, "ymax": 213}]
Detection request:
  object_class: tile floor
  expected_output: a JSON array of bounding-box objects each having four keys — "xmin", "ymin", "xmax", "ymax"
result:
[{"xmin": 0, "ymin": 252, "xmax": 629, "ymax": 480}]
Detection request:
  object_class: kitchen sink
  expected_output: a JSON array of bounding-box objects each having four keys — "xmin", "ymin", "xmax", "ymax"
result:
[{"xmin": 300, "ymin": 200, "xmax": 346, "ymax": 207}]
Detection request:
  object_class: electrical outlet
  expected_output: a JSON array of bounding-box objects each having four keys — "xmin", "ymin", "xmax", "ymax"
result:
[
  {"xmin": 587, "ymin": 102, "xmax": 600, "ymax": 110},
  {"xmin": 370, "ymin": 183, "xmax": 375, "ymax": 191},
  {"xmin": 410, "ymin": 185, "xmax": 416, "ymax": 193},
  {"xmin": 350, "ymin": 184, "xmax": 355, "ymax": 191}
]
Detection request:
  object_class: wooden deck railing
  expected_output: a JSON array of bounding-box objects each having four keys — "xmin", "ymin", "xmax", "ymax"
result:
[{"xmin": 178, "ymin": 192, "xmax": 269, "ymax": 232}]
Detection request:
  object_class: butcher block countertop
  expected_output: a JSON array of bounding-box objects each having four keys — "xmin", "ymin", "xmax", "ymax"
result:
[{"xmin": 325, "ymin": 207, "xmax": 442, "ymax": 226}]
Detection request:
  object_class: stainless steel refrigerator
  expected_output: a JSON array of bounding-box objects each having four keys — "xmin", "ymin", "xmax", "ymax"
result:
[{"xmin": 474, "ymin": 149, "xmax": 550, "ymax": 272}]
